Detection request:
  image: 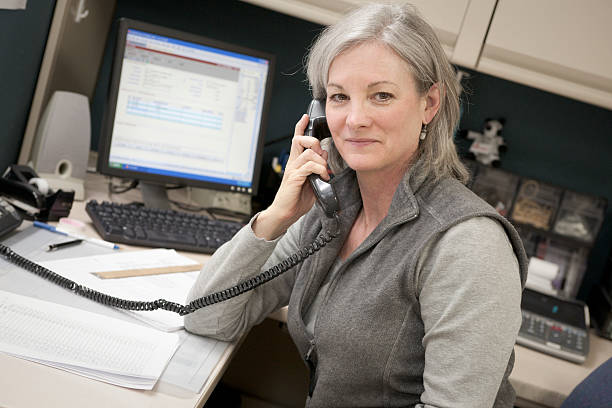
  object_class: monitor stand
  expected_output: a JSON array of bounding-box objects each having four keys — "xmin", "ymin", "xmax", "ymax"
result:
[
  {"xmin": 140, "ymin": 182, "xmax": 251, "ymax": 214},
  {"xmin": 191, "ymin": 187, "xmax": 251, "ymax": 215},
  {"xmin": 140, "ymin": 182, "xmax": 171, "ymax": 210}
]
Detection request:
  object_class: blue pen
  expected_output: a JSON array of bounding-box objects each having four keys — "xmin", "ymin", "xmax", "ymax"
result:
[
  {"xmin": 33, "ymin": 221, "xmax": 120, "ymax": 250},
  {"xmin": 33, "ymin": 221, "xmax": 69, "ymax": 236}
]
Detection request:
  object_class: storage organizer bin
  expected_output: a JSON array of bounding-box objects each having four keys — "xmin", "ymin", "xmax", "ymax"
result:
[
  {"xmin": 510, "ymin": 179, "xmax": 563, "ymax": 230},
  {"xmin": 553, "ymin": 190, "xmax": 607, "ymax": 244},
  {"xmin": 470, "ymin": 166, "xmax": 519, "ymax": 217}
]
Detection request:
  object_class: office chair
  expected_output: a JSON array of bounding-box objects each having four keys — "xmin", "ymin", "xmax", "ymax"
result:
[{"xmin": 560, "ymin": 357, "xmax": 612, "ymax": 407}]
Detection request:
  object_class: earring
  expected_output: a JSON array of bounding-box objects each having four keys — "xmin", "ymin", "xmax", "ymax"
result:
[{"xmin": 419, "ymin": 123, "xmax": 428, "ymax": 140}]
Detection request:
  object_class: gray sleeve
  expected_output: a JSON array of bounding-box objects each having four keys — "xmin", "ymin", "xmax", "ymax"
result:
[
  {"xmin": 415, "ymin": 217, "xmax": 522, "ymax": 408},
  {"xmin": 183, "ymin": 215, "xmax": 304, "ymax": 341}
]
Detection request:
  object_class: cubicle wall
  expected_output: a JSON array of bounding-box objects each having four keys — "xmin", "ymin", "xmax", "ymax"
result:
[{"xmin": 0, "ymin": 1, "xmax": 56, "ymax": 172}]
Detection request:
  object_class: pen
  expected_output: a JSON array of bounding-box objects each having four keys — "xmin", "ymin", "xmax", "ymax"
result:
[
  {"xmin": 33, "ymin": 221, "xmax": 120, "ymax": 250},
  {"xmin": 47, "ymin": 239, "xmax": 83, "ymax": 252}
]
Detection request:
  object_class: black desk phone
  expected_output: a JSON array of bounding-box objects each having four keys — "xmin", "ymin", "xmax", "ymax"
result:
[
  {"xmin": 0, "ymin": 164, "xmax": 74, "ymax": 221},
  {"xmin": 0, "ymin": 100, "xmax": 340, "ymax": 317},
  {"xmin": 0, "ymin": 164, "xmax": 46, "ymax": 211},
  {"xmin": 0, "ymin": 197, "xmax": 23, "ymax": 237}
]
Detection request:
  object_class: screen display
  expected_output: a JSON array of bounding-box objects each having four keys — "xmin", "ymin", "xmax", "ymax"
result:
[
  {"xmin": 100, "ymin": 21, "xmax": 274, "ymax": 194},
  {"xmin": 521, "ymin": 288, "xmax": 586, "ymax": 328}
]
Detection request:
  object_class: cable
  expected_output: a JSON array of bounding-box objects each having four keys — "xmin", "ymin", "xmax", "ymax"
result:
[
  {"xmin": 169, "ymin": 200, "xmax": 251, "ymax": 222},
  {"xmin": 108, "ymin": 178, "xmax": 139, "ymax": 194},
  {"xmin": 0, "ymin": 214, "xmax": 339, "ymax": 316}
]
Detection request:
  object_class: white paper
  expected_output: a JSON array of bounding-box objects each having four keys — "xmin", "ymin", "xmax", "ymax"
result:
[
  {"xmin": 0, "ymin": 0, "xmax": 26, "ymax": 9},
  {"xmin": 0, "ymin": 290, "xmax": 179, "ymax": 389},
  {"xmin": 41, "ymin": 248, "xmax": 201, "ymax": 274},
  {"xmin": 1, "ymin": 227, "xmax": 232, "ymax": 394},
  {"xmin": 39, "ymin": 249, "xmax": 201, "ymax": 331},
  {"xmin": 528, "ymin": 257, "xmax": 559, "ymax": 280},
  {"xmin": 525, "ymin": 274, "xmax": 557, "ymax": 296}
]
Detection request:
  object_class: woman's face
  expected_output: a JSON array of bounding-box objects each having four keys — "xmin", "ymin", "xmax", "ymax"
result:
[{"xmin": 325, "ymin": 41, "xmax": 438, "ymax": 177}]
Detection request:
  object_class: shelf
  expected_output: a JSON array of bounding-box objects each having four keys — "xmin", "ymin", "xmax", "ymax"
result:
[{"xmin": 511, "ymin": 221, "xmax": 594, "ymax": 250}]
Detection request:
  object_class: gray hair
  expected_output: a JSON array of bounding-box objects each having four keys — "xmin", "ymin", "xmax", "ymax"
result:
[{"xmin": 306, "ymin": 2, "xmax": 468, "ymax": 184}]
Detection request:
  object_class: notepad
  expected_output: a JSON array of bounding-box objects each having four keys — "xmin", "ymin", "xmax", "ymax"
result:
[
  {"xmin": 0, "ymin": 290, "xmax": 179, "ymax": 390},
  {"xmin": 39, "ymin": 249, "xmax": 203, "ymax": 331}
]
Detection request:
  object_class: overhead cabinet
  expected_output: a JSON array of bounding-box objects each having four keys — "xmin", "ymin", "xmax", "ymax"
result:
[
  {"xmin": 478, "ymin": 0, "xmax": 612, "ymax": 110},
  {"xmin": 241, "ymin": 0, "xmax": 612, "ymax": 111},
  {"xmin": 240, "ymin": 0, "xmax": 497, "ymax": 68}
]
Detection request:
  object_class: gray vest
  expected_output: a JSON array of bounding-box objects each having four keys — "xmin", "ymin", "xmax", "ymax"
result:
[{"xmin": 286, "ymin": 167, "xmax": 528, "ymax": 407}]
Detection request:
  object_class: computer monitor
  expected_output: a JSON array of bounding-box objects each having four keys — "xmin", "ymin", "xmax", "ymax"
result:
[{"xmin": 97, "ymin": 18, "xmax": 275, "ymax": 209}]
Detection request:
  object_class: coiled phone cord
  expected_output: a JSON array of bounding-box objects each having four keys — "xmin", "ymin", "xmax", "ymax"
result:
[{"xmin": 0, "ymin": 217, "xmax": 338, "ymax": 316}]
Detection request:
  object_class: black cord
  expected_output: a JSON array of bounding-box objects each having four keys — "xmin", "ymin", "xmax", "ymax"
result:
[
  {"xmin": 169, "ymin": 200, "xmax": 251, "ymax": 222},
  {"xmin": 206, "ymin": 207, "xmax": 251, "ymax": 222},
  {"xmin": 0, "ymin": 215, "xmax": 339, "ymax": 316},
  {"xmin": 169, "ymin": 199, "xmax": 210, "ymax": 213},
  {"xmin": 108, "ymin": 179, "xmax": 182, "ymax": 195},
  {"xmin": 108, "ymin": 179, "xmax": 139, "ymax": 194}
]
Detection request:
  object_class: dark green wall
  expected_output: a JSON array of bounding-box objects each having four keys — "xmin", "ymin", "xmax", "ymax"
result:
[
  {"xmin": 455, "ymin": 69, "xmax": 612, "ymax": 300},
  {"xmin": 0, "ymin": 1, "xmax": 56, "ymax": 172}
]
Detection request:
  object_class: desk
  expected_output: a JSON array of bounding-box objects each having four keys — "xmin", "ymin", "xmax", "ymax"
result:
[
  {"xmin": 511, "ymin": 336, "xmax": 612, "ymax": 407},
  {"xmin": 0, "ymin": 172, "xmax": 238, "ymax": 408}
]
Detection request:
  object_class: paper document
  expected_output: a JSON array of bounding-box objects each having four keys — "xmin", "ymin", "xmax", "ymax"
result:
[
  {"xmin": 39, "ymin": 249, "xmax": 202, "ymax": 331},
  {"xmin": 0, "ymin": 290, "xmax": 179, "ymax": 390}
]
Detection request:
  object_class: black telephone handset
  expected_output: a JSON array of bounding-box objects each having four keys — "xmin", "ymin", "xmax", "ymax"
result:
[{"xmin": 304, "ymin": 99, "xmax": 339, "ymax": 218}]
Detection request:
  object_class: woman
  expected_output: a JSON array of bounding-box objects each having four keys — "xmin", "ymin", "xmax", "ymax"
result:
[{"xmin": 185, "ymin": 3, "xmax": 527, "ymax": 407}]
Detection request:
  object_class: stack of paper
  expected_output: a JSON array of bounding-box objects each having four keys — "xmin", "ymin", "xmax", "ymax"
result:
[
  {"xmin": 0, "ymin": 290, "xmax": 179, "ymax": 390},
  {"xmin": 39, "ymin": 249, "xmax": 202, "ymax": 331}
]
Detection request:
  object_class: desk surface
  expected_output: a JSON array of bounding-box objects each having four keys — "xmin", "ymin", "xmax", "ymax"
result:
[
  {"xmin": 2, "ymin": 172, "xmax": 612, "ymax": 408},
  {"xmin": 0, "ymin": 172, "xmax": 235, "ymax": 408},
  {"xmin": 511, "ymin": 335, "xmax": 612, "ymax": 408}
]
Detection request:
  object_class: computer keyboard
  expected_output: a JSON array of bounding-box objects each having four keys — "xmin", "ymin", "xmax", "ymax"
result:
[{"xmin": 86, "ymin": 200, "xmax": 244, "ymax": 254}]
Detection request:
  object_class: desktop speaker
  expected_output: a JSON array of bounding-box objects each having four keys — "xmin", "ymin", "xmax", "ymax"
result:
[{"xmin": 30, "ymin": 91, "xmax": 90, "ymax": 200}]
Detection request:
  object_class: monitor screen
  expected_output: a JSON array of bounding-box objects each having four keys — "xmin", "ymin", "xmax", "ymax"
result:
[{"xmin": 97, "ymin": 19, "xmax": 274, "ymax": 206}]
